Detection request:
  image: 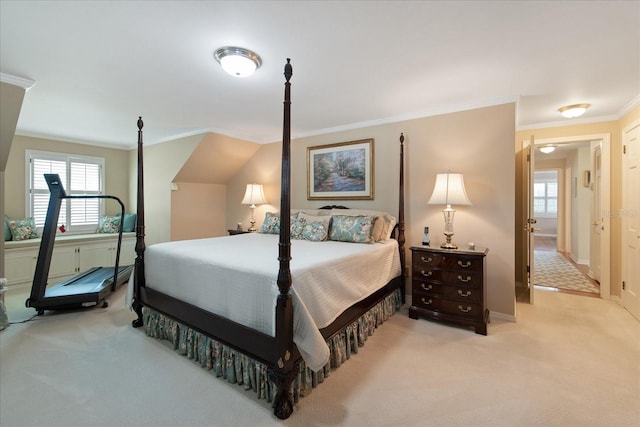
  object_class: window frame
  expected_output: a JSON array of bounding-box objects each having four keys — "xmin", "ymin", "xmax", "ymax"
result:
[
  {"xmin": 26, "ymin": 150, "xmax": 106, "ymax": 235},
  {"xmin": 533, "ymin": 170, "xmax": 558, "ymax": 219}
]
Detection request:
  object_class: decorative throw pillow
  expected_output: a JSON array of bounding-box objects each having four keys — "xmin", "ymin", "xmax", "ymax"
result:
[
  {"xmin": 297, "ymin": 212, "xmax": 331, "ymax": 241},
  {"xmin": 330, "ymin": 209, "xmax": 395, "ymax": 241},
  {"xmin": 301, "ymin": 222, "xmax": 329, "ymax": 242},
  {"xmin": 258, "ymin": 212, "xmax": 281, "ymax": 234},
  {"xmin": 290, "ymin": 214, "xmax": 306, "ymax": 240},
  {"xmin": 329, "ymin": 215, "xmax": 377, "ymax": 244},
  {"xmin": 259, "ymin": 212, "xmax": 304, "ymax": 236},
  {"xmin": 8, "ymin": 217, "xmax": 39, "ymax": 241},
  {"xmin": 123, "ymin": 213, "xmax": 136, "ymax": 232},
  {"xmin": 3, "ymin": 215, "xmax": 11, "ymax": 242},
  {"xmin": 98, "ymin": 216, "xmax": 121, "ymax": 233}
]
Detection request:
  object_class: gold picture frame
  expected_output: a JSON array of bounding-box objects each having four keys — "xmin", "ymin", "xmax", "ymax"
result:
[{"xmin": 307, "ymin": 138, "xmax": 374, "ymax": 200}]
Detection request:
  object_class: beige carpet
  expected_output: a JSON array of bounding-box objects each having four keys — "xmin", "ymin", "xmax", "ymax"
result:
[
  {"xmin": 1, "ymin": 286, "xmax": 639, "ymax": 427},
  {"xmin": 534, "ymin": 250, "xmax": 600, "ymax": 294}
]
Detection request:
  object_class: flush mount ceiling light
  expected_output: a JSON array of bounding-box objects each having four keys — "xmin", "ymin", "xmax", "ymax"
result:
[
  {"xmin": 214, "ymin": 46, "xmax": 262, "ymax": 78},
  {"xmin": 558, "ymin": 103, "xmax": 590, "ymax": 118},
  {"xmin": 539, "ymin": 144, "xmax": 556, "ymax": 154}
]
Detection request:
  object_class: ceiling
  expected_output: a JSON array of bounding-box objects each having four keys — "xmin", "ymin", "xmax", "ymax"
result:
[{"xmin": 1, "ymin": 1, "xmax": 638, "ymax": 150}]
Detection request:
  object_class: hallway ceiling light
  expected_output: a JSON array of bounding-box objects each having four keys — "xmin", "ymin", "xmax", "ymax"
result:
[
  {"xmin": 558, "ymin": 103, "xmax": 590, "ymax": 118},
  {"xmin": 539, "ymin": 145, "xmax": 556, "ymax": 154},
  {"xmin": 214, "ymin": 46, "xmax": 262, "ymax": 78}
]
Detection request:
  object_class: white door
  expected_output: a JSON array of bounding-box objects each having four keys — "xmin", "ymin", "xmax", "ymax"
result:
[
  {"xmin": 622, "ymin": 123, "xmax": 640, "ymax": 320},
  {"xmin": 523, "ymin": 136, "xmax": 536, "ymax": 304},
  {"xmin": 589, "ymin": 145, "xmax": 602, "ymax": 282}
]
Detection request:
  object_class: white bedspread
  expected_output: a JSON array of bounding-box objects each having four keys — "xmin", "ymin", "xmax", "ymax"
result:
[{"xmin": 140, "ymin": 233, "xmax": 401, "ymax": 371}]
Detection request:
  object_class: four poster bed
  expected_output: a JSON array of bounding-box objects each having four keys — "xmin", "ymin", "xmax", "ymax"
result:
[{"xmin": 130, "ymin": 59, "xmax": 407, "ymax": 419}]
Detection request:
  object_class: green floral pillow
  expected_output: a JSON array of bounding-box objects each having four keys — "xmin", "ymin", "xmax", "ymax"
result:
[
  {"xmin": 259, "ymin": 212, "xmax": 281, "ymax": 234},
  {"xmin": 290, "ymin": 214, "xmax": 306, "ymax": 239},
  {"xmin": 98, "ymin": 216, "xmax": 121, "ymax": 233},
  {"xmin": 301, "ymin": 221, "xmax": 329, "ymax": 242},
  {"xmin": 258, "ymin": 212, "xmax": 302, "ymax": 236},
  {"xmin": 8, "ymin": 217, "xmax": 38, "ymax": 241},
  {"xmin": 329, "ymin": 215, "xmax": 377, "ymax": 244}
]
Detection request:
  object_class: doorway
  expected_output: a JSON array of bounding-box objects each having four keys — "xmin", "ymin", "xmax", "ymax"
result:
[
  {"xmin": 532, "ymin": 165, "xmax": 600, "ymax": 296},
  {"xmin": 521, "ymin": 133, "xmax": 611, "ymax": 303}
]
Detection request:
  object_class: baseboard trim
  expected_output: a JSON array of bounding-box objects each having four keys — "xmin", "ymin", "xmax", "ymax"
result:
[{"xmin": 490, "ymin": 310, "xmax": 516, "ymax": 322}]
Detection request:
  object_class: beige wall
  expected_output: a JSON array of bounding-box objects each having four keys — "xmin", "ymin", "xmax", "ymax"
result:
[
  {"xmin": 4, "ymin": 135, "xmax": 131, "ymax": 219},
  {"xmin": 228, "ymin": 103, "xmax": 518, "ymax": 317},
  {"xmin": 128, "ymin": 133, "xmax": 201, "ymax": 246},
  {"xmin": 515, "ymin": 103, "xmax": 640, "ymax": 299},
  {"xmin": 170, "ymin": 183, "xmax": 226, "ymax": 240}
]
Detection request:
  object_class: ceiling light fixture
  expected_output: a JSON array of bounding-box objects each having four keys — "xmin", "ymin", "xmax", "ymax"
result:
[
  {"xmin": 558, "ymin": 103, "xmax": 590, "ymax": 118},
  {"xmin": 214, "ymin": 46, "xmax": 262, "ymax": 78},
  {"xmin": 539, "ymin": 145, "xmax": 556, "ymax": 154}
]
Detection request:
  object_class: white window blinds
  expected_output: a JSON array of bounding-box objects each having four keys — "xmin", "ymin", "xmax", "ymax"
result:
[{"xmin": 27, "ymin": 151, "xmax": 105, "ymax": 234}]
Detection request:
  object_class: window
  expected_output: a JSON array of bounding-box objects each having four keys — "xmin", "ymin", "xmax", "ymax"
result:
[
  {"xmin": 27, "ymin": 150, "xmax": 105, "ymax": 234},
  {"xmin": 534, "ymin": 170, "xmax": 558, "ymax": 217}
]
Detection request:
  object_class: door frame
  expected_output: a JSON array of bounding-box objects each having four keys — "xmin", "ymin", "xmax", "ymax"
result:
[{"xmin": 532, "ymin": 133, "xmax": 611, "ymax": 300}]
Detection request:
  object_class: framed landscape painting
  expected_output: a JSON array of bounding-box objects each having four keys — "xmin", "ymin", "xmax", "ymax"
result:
[{"xmin": 307, "ymin": 138, "xmax": 374, "ymax": 200}]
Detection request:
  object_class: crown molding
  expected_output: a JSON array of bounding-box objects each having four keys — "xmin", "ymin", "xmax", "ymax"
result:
[{"xmin": 0, "ymin": 73, "xmax": 36, "ymax": 90}]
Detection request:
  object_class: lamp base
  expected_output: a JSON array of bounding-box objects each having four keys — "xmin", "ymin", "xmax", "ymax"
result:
[
  {"xmin": 440, "ymin": 242, "xmax": 458, "ymax": 249},
  {"xmin": 248, "ymin": 219, "xmax": 257, "ymax": 232}
]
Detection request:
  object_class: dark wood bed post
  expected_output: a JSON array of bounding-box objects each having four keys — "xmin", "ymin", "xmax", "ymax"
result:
[
  {"xmin": 132, "ymin": 117, "xmax": 146, "ymax": 328},
  {"xmin": 271, "ymin": 58, "xmax": 295, "ymax": 420},
  {"xmin": 398, "ymin": 133, "xmax": 406, "ymax": 303}
]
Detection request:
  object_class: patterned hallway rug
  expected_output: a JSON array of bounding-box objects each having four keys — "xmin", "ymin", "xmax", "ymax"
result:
[{"xmin": 534, "ymin": 250, "xmax": 600, "ymax": 294}]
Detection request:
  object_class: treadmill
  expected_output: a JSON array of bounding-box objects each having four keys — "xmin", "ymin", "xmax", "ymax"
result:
[{"xmin": 26, "ymin": 174, "xmax": 133, "ymax": 314}]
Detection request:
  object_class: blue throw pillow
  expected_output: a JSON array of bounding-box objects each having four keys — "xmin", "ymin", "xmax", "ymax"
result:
[
  {"xmin": 3, "ymin": 215, "xmax": 10, "ymax": 242},
  {"xmin": 329, "ymin": 215, "xmax": 377, "ymax": 244},
  {"xmin": 123, "ymin": 213, "xmax": 136, "ymax": 232}
]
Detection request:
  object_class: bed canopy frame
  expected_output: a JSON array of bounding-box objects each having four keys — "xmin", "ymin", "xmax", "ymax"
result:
[{"xmin": 130, "ymin": 59, "xmax": 406, "ymax": 419}]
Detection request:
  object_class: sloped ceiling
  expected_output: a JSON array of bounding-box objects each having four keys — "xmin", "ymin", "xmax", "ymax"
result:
[
  {"xmin": 0, "ymin": 82, "xmax": 25, "ymax": 171},
  {"xmin": 173, "ymin": 133, "xmax": 261, "ymax": 184}
]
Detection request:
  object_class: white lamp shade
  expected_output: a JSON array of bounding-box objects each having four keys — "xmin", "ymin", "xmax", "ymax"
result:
[
  {"xmin": 428, "ymin": 173, "xmax": 471, "ymax": 206},
  {"xmin": 241, "ymin": 184, "xmax": 266, "ymax": 206}
]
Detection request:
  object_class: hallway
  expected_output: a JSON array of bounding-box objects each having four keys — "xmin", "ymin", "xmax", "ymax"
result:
[{"xmin": 534, "ymin": 236, "xmax": 600, "ymax": 298}]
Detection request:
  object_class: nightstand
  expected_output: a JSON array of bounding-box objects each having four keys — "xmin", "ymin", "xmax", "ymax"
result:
[
  {"xmin": 409, "ymin": 245, "xmax": 489, "ymax": 335},
  {"xmin": 227, "ymin": 229, "xmax": 251, "ymax": 235}
]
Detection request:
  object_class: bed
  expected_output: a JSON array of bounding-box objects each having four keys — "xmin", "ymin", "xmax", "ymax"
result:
[{"xmin": 130, "ymin": 59, "xmax": 407, "ymax": 419}]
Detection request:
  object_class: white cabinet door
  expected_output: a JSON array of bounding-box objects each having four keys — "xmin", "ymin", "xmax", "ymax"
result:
[
  {"xmin": 78, "ymin": 242, "xmax": 113, "ymax": 272},
  {"xmin": 117, "ymin": 237, "xmax": 136, "ymax": 265},
  {"xmin": 49, "ymin": 245, "xmax": 78, "ymax": 283},
  {"xmin": 5, "ymin": 248, "xmax": 37, "ymax": 286}
]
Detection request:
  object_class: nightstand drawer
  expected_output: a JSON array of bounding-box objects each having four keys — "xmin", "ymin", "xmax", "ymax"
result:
[
  {"xmin": 413, "ymin": 269, "xmax": 483, "ymax": 288},
  {"xmin": 410, "ymin": 246, "xmax": 488, "ymax": 335},
  {"xmin": 412, "ymin": 295, "xmax": 483, "ymax": 319},
  {"xmin": 412, "ymin": 280, "xmax": 482, "ymax": 302},
  {"xmin": 412, "ymin": 252, "xmax": 483, "ymax": 272}
]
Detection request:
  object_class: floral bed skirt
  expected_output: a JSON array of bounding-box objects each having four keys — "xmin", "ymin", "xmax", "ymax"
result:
[{"xmin": 142, "ymin": 287, "xmax": 402, "ymax": 405}]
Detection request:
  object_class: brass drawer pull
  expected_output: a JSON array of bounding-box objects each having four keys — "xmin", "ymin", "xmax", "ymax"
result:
[
  {"xmin": 458, "ymin": 260, "xmax": 472, "ymax": 268},
  {"xmin": 457, "ymin": 275, "xmax": 472, "ymax": 283},
  {"xmin": 420, "ymin": 270, "xmax": 433, "ymax": 277},
  {"xmin": 421, "ymin": 283, "xmax": 433, "ymax": 291},
  {"xmin": 458, "ymin": 305, "xmax": 472, "ymax": 313},
  {"xmin": 458, "ymin": 289, "xmax": 472, "ymax": 297},
  {"xmin": 421, "ymin": 297, "xmax": 433, "ymax": 305},
  {"xmin": 420, "ymin": 256, "xmax": 433, "ymax": 263}
]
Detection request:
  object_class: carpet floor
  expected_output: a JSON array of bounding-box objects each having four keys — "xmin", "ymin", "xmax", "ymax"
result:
[
  {"xmin": 1, "ymin": 286, "xmax": 638, "ymax": 427},
  {"xmin": 534, "ymin": 250, "xmax": 599, "ymax": 294}
]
